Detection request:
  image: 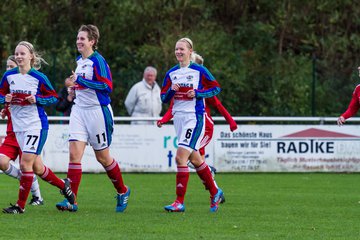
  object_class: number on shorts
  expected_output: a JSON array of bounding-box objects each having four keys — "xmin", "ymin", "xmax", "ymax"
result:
[
  {"xmin": 96, "ymin": 132, "xmax": 106, "ymax": 144},
  {"xmin": 26, "ymin": 135, "xmax": 39, "ymax": 146},
  {"xmin": 185, "ymin": 129, "xmax": 192, "ymax": 139}
]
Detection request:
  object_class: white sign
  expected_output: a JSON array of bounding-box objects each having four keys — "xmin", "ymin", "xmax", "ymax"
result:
[
  {"xmin": 214, "ymin": 125, "xmax": 360, "ymax": 172},
  {"xmin": 1, "ymin": 124, "xmax": 360, "ymax": 172}
]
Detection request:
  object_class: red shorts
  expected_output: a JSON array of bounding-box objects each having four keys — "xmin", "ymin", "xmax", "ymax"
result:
[
  {"xmin": 0, "ymin": 133, "xmax": 21, "ymax": 160},
  {"xmin": 199, "ymin": 114, "xmax": 214, "ymax": 156}
]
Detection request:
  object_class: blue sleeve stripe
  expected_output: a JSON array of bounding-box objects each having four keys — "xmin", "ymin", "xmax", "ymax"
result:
[
  {"xmin": 77, "ymin": 77, "xmax": 109, "ymax": 90},
  {"xmin": 37, "ymin": 96, "xmax": 58, "ymax": 105},
  {"xmin": 196, "ymin": 87, "xmax": 221, "ymax": 98}
]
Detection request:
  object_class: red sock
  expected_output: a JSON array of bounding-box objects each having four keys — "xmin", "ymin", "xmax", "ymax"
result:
[
  {"xmin": 175, "ymin": 166, "xmax": 189, "ymax": 204},
  {"xmin": 105, "ymin": 159, "xmax": 127, "ymax": 194},
  {"xmin": 67, "ymin": 163, "xmax": 82, "ymax": 197},
  {"xmin": 196, "ymin": 162, "xmax": 217, "ymax": 196},
  {"xmin": 39, "ymin": 166, "xmax": 65, "ymax": 189},
  {"xmin": 17, "ymin": 171, "xmax": 34, "ymax": 209}
]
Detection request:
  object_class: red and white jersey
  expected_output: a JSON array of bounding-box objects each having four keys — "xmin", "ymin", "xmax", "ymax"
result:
[
  {"xmin": 0, "ymin": 67, "xmax": 58, "ymax": 132},
  {"xmin": 161, "ymin": 63, "xmax": 220, "ymax": 114},
  {"xmin": 73, "ymin": 51, "xmax": 112, "ymax": 107}
]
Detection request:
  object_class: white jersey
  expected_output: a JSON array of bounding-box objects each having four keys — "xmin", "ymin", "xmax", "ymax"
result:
[
  {"xmin": 161, "ymin": 62, "xmax": 221, "ymax": 115},
  {"xmin": 73, "ymin": 51, "xmax": 112, "ymax": 108},
  {"xmin": 0, "ymin": 67, "xmax": 58, "ymax": 132}
]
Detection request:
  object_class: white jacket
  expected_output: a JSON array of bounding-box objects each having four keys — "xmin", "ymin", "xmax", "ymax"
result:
[{"xmin": 124, "ymin": 79, "xmax": 162, "ymax": 124}]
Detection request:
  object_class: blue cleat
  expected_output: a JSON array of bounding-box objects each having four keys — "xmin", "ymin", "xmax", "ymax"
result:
[
  {"xmin": 164, "ymin": 201, "xmax": 185, "ymax": 212},
  {"xmin": 116, "ymin": 186, "xmax": 130, "ymax": 212},
  {"xmin": 56, "ymin": 199, "xmax": 78, "ymax": 212},
  {"xmin": 210, "ymin": 188, "xmax": 223, "ymax": 212}
]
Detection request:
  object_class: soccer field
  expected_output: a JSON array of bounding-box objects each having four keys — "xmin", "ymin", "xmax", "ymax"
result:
[{"xmin": 1, "ymin": 173, "xmax": 359, "ymax": 239}]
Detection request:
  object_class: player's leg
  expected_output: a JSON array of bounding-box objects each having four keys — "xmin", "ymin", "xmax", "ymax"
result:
[
  {"xmin": 94, "ymin": 148, "xmax": 129, "ymax": 212},
  {"xmin": 3, "ymin": 152, "xmax": 36, "ymax": 214},
  {"xmin": 55, "ymin": 141, "xmax": 85, "ymax": 212},
  {"xmin": 165, "ymin": 147, "xmax": 190, "ymax": 212},
  {"xmin": 56, "ymin": 104, "xmax": 87, "ymax": 212},
  {"xmin": 88, "ymin": 104, "xmax": 129, "ymax": 212}
]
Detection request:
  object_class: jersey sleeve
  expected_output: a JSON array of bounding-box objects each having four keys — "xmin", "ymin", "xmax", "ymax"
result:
[
  {"xmin": 208, "ymin": 96, "xmax": 238, "ymax": 131},
  {"xmin": 160, "ymin": 74, "xmax": 176, "ymax": 103},
  {"xmin": 342, "ymin": 85, "xmax": 360, "ymax": 119},
  {"xmin": 0, "ymin": 74, "xmax": 10, "ymax": 104},
  {"xmin": 76, "ymin": 56, "xmax": 113, "ymax": 93},
  {"xmin": 195, "ymin": 66, "xmax": 221, "ymax": 98},
  {"xmin": 159, "ymin": 100, "xmax": 174, "ymax": 124},
  {"xmin": 36, "ymin": 74, "xmax": 58, "ymax": 106},
  {"xmin": 124, "ymin": 85, "xmax": 137, "ymax": 115}
]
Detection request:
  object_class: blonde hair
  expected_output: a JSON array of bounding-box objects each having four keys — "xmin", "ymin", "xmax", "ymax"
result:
[
  {"xmin": 78, "ymin": 24, "xmax": 100, "ymax": 50},
  {"xmin": 17, "ymin": 41, "xmax": 48, "ymax": 70},
  {"xmin": 177, "ymin": 37, "xmax": 194, "ymax": 60},
  {"xmin": 191, "ymin": 52, "xmax": 204, "ymax": 65}
]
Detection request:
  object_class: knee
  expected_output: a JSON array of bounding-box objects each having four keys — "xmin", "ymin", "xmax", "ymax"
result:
[
  {"xmin": 175, "ymin": 155, "xmax": 186, "ymax": 166},
  {"xmin": 0, "ymin": 158, "xmax": 10, "ymax": 171}
]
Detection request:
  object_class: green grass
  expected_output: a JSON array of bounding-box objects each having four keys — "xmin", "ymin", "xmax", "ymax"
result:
[{"xmin": 1, "ymin": 173, "xmax": 360, "ymax": 239}]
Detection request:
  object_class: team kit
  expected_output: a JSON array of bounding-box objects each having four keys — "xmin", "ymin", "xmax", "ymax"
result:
[{"xmin": 0, "ymin": 25, "xmax": 239, "ymax": 214}]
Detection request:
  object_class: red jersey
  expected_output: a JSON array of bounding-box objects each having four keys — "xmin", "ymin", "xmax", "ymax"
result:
[
  {"xmin": 0, "ymin": 104, "xmax": 21, "ymax": 160},
  {"xmin": 341, "ymin": 84, "xmax": 360, "ymax": 120}
]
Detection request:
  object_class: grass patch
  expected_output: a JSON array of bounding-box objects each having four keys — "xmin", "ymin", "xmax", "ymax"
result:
[{"xmin": 1, "ymin": 173, "xmax": 359, "ymax": 239}]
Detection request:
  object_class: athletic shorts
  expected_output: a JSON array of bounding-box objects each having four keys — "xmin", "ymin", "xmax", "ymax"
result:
[
  {"xmin": 173, "ymin": 112, "xmax": 205, "ymax": 153},
  {"xmin": 0, "ymin": 135, "xmax": 21, "ymax": 160},
  {"xmin": 69, "ymin": 104, "xmax": 114, "ymax": 151},
  {"xmin": 15, "ymin": 129, "xmax": 48, "ymax": 155},
  {"xmin": 199, "ymin": 113, "xmax": 214, "ymax": 156}
]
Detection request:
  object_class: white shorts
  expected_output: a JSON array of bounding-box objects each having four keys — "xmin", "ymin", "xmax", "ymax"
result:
[
  {"xmin": 15, "ymin": 129, "xmax": 48, "ymax": 155},
  {"xmin": 69, "ymin": 104, "xmax": 114, "ymax": 151},
  {"xmin": 173, "ymin": 112, "xmax": 205, "ymax": 153}
]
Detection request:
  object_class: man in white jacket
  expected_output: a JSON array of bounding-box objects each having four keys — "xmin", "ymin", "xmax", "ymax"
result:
[{"xmin": 125, "ymin": 66, "xmax": 162, "ymax": 124}]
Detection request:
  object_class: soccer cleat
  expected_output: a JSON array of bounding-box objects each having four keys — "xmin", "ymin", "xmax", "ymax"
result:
[
  {"xmin": 56, "ymin": 199, "xmax": 78, "ymax": 212},
  {"xmin": 3, "ymin": 203, "xmax": 24, "ymax": 214},
  {"xmin": 220, "ymin": 193, "xmax": 226, "ymax": 204},
  {"xmin": 116, "ymin": 186, "xmax": 130, "ymax": 212},
  {"xmin": 29, "ymin": 196, "xmax": 44, "ymax": 206},
  {"xmin": 60, "ymin": 178, "xmax": 76, "ymax": 205},
  {"xmin": 210, "ymin": 188, "xmax": 224, "ymax": 212},
  {"xmin": 164, "ymin": 201, "xmax": 185, "ymax": 212}
]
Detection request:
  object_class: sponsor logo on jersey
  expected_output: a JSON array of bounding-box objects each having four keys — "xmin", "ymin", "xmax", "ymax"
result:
[
  {"xmin": 173, "ymin": 76, "xmax": 177, "ymax": 80},
  {"xmin": 81, "ymin": 64, "xmax": 92, "ymax": 69},
  {"xmin": 10, "ymin": 81, "xmax": 15, "ymax": 85}
]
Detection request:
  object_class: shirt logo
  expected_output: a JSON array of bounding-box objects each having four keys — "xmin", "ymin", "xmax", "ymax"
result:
[
  {"xmin": 173, "ymin": 76, "xmax": 177, "ymax": 80},
  {"xmin": 186, "ymin": 75, "xmax": 193, "ymax": 80},
  {"xmin": 10, "ymin": 81, "xmax": 15, "ymax": 85}
]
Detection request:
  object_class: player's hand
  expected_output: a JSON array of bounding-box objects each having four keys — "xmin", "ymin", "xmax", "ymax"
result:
[
  {"xmin": 69, "ymin": 71, "xmax": 77, "ymax": 83},
  {"xmin": 186, "ymin": 89, "xmax": 196, "ymax": 98},
  {"xmin": 5, "ymin": 94, "xmax": 12, "ymax": 103},
  {"xmin": 171, "ymin": 83, "xmax": 180, "ymax": 91},
  {"xmin": 25, "ymin": 95, "xmax": 36, "ymax": 104},
  {"xmin": 230, "ymin": 123, "xmax": 238, "ymax": 132},
  {"xmin": 0, "ymin": 109, "xmax": 6, "ymax": 119},
  {"xmin": 157, "ymin": 120, "xmax": 163, "ymax": 128},
  {"xmin": 65, "ymin": 77, "xmax": 75, "ymax": 87},
  {"xmin": 337, "ymin": 116, "xmax": 345, "ymax": 126}
]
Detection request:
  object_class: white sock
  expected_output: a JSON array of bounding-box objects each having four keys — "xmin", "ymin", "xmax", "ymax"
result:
[
  {"xmin": 4, "ymin": 163, "xmax": 21, "ymax": 180},
  {"xmin": 30, "ymin": 175, "xmax": 42, "ymax": 200}
]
